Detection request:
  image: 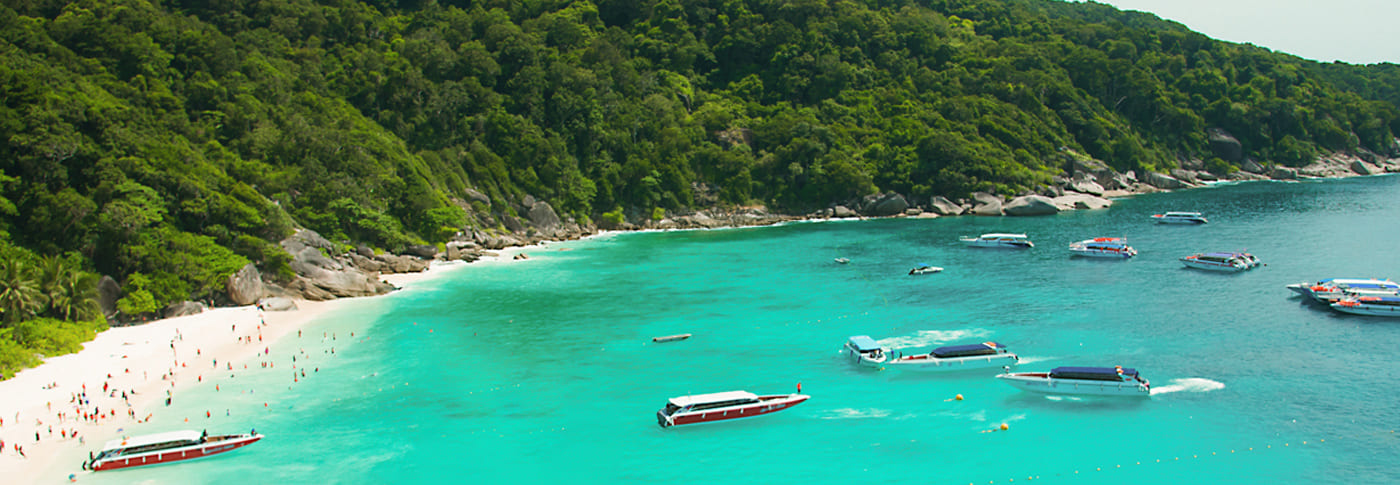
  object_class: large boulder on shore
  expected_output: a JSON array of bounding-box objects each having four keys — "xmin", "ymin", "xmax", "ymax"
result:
[
  {"xmin": 1350, "ymin": 160, "xmax": 1377, "ymax": 175},
  {"xmin": 1143, "ymin": 171, "xmax": 1191, "ymax": 190},
  {"xmin": 928, "ymin": 196, "xmax": 963, "ymax": 216},
  {"xmin": 832, "ymin": 205, "xmax": 859, "ymax": 218},
  {"xmin": 163, "ymin": 301, "xmax": 207, "ymax": 318},
  {"xmin": 864, "ymin": 193, "xmax": 909, "ymax": 217},
  {"xmin": 1068, "ymin": 174, "xmax": 1105, "ymax": 196},
  {"xmin": 970, "ymin": 192, "xmax": 1003, "ymax": 216},
  {"xmin": 1053, "ymin": 193, "xmax": 1114, "ymax": 210},
  {"xmin": 1241, "ymin": 159, "xmax": 1266, "ymax": 174},
  {"xmin": 527, "ymin": 200, "xmax": 563, "ymax": 229},
  {"xmin": 288, "ymin": 247, "xmax": 395, "ymax": 299},
  {"xmin": 257, "ymin": 297, "xmax": 298, "ymax": 312},
  {"xmin": 226, "ymin": 263, "xmax": 265, "ymax": 306},
  {"xmin": 1003, "ymin": 195, "xmax": 1060, "ymax": 216}
]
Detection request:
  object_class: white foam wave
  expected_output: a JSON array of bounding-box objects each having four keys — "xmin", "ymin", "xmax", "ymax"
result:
[
  {"xmin": 1150, "ymin": 378, "xmax": 1226, "ymax": 395},
  {"xmin": 878, "ymin": 329, "xmax": 991, "ymax": 350},
  {"xmin": 820, "ymin": 408, "xmax": 892, "ymax": 419},
  {"xmin": 1012, "ymin": 355, "xmax": 1055, "ymax": 365}
]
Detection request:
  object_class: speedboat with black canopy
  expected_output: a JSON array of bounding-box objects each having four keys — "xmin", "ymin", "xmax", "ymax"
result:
[
  {"xmin": 885, "ymin": 341, "xmax": 1019, "ymax": 371},
  {"xmin": 997, "ymin": 366, "xmax": 1151, "ymax": 397}
]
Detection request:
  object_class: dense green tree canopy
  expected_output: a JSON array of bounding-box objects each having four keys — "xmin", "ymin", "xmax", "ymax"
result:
[{"xmin": 0, "ymin": 0, "xmax": 1396, "ymax": 323}]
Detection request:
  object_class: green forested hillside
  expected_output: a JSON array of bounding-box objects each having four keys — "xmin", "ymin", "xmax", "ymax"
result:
[{"xmin": 1, "ymin": 0, "xmax": 1397, "ymax": 372}]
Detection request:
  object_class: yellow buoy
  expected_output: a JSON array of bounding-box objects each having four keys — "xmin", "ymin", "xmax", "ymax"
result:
[
  {"xmin": 1000, "ymin": 423, "xmax": 1009, "ymax": 431},
  {"xmin": 956, "ymin": 394, "xmax": 965, "ymax": 401}
]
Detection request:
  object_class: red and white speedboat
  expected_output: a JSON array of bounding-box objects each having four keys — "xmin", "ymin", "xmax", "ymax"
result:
[
  {"xmin": 84, "ymin": 429, "xmax": 262, "ymax": 471},
  {"xmin": 656, "ymin": 390, "xmax": 808, "ymax": 428}
]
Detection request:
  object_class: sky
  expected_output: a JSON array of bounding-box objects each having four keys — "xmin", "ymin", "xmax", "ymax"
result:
[{"xmin": 1087, "ymin": 0, "xmax": 1400, "ymax": 65}]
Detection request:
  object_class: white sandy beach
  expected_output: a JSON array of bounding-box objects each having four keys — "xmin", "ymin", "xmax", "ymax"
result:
[{"xmin": 0, "ymin": 256, "xmax": 495, "ymax": 484}]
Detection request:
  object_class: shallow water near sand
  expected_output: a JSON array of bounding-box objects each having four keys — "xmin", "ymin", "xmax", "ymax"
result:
[{"xmin": 77, "ymin": 175, "xmax": 1400, "ymax": 484}]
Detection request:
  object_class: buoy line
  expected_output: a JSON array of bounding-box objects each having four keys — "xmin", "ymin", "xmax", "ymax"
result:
[{"xmin": 965, "ymin": 431, "xmax": 1400, "ymax": 484}]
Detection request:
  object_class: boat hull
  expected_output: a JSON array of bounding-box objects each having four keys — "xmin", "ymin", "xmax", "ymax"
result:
[
  {"xmin": 1180, "ymin": 259, "xmax": 1247, "ymax": 272},
  {"xmin": 886, "ymin": 353, "xmax": 1019, "ymax": 371},
  {"xmin": 90, "ymin": 434, "xmax": 261, "ymax": 472},
  {"xmin": 996, "ymin": 373, "xmax": 1150, "ymax": 397},
  {"xmin": 962, "ymin": 240, "xmax": 1033, "ymax": 249},
  {"xmin": 1331, "ymin": 302, "xmax": 1400, "ymax": 317},
  {"xmin": 1070, "ymin": 248, "xmax": 1135, "ymax": 259},
  {"xmin": 658, "ymin": 395, "xmax": 809, "ymax": 427}
]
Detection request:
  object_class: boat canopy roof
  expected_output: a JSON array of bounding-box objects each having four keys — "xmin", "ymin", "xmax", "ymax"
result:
[
  {"xmin": 1357, "ymin": 295, "xmax": 1400, "ymax": 303},
  {"xmin": 668, "ymin": 391, "xmax": 758, "ymax": 407},
  {"xmin": 980, "ymin": 233, "xmax": 1028, "ymax": 239},
  {"xmin": 1202, "ymin": 252, "xmax": 1242, "ymax": 259},
  {"xmin": 1050, "ymin": 366, "xmax": 1138, "ymax": 380},
  {"xmin": 99, "ymin": 430, "xmax": 202, "ymax": 452},
  {"xmin": 847, "ymin": 335, "xmax": 882, "ymax": 351},
  {"xmin": 933, "ymin": 342, "xmax": 1004, "ymax": 354},
  {"xmin": 1162, "ymin": 211, "xmax": 1202, "ymax": 217},
  {"xmin": 1322, "ymin": 278, "xmax": 1399, "ymax": 289}
]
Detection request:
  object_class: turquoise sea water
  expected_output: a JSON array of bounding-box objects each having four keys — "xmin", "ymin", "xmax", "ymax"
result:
[{"xmin": 80, "ymin": 175, "xmax": 1399, "ymax": 484}]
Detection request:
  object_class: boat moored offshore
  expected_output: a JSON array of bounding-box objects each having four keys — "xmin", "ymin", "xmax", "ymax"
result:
[
  {"xmin": 656, "ymin": 390, "xmax": 809, "ymax": 427},
  {"xmin": 1151, "ymin": 211, "xmax": 1208, "ymax": 224},
  {"xmin": 960, "ymin": 233, "xmax": 1034, "ymax": 249},
  {"xmin": 997, "ymin": 366, "xmax": 1151, "ymax": 397},
  {"xmin": 1331, "ymin": 295, "xmax": 1400, "ymax": 317},
  {"xmin": 1179, "ymin": 252, "xmax": 1260, "ymax": 272},
  {"xmin": 885, "ymin": 341, "xmax": 1019, "ymax": 371},
  {"xmin": 84, "ymin": 429, "xmax": 262, "ymax": 472},
  {"xmin": 1287, "ymin": 278, "xmax": 1400, "ymax": 303},
  {"xmin": 844, "ymin": 335, "xmax": 889, "ymax": 367},
  {"xmin": 1068, "ymin": 237, "xmax": 1137, "ymax": 259}
]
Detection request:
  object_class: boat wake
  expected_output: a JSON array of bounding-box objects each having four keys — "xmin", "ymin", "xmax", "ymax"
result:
[
  {"xmin": 1149, "ymin": 378, "xmax": 1225, "ymax": 395},
  {"xmin": 820, "ymin": 408, "xmax": 892, "ymax": 420},
  {"xmin": 1012, "ymin": 355, "xmax": 1054, "ymax": 365},
  {"xmin": 879, "ymin": 329, "xmax": 991, "ymax": 350}
]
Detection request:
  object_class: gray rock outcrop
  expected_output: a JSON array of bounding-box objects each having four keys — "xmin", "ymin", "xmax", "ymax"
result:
[
  {"xmin": 163, "ymin": 301, "xmax": 207, "ymax": 318},
  {"xmin": 1143, "ymin": 171, "xmax": 1191, "ymax": 190},
  {"xmin": 257, "ymin": 297, "xmax": 298, "ymax": 312},
  {"xmin": 1052, "ymin": 193, "xmax": 1113, "ymax": 210},
  {"xmin": 1350, "ymin": 160, "xmax": 1376, "ymax": 175},
  {"xmin": 864, "ymin": 193, "xmax": 909, "ymax": 217},
  {"xmin": 1241, "ymin": 159, "xmax": 1266, "ymax": 174},
  {"xmin": 1003, "ymin": 195, "xmax": 1060, "ymax": 216},
  {"xmin": 1271, "ymin": 166, "xmax": 1298, "ymax": 179},
  {"xmin": 98, "ymin": 275, "xmax": 121, "ymax": 318},
  {"xmin": 970, "ymin": 192, "xmax": 1003, "ymax": 216},
  {"xmin": 226, "ymin": 263, "xmax": 265, "ymax": 306},
  {"xmin": 1068, "ymin": 175, "xmax": 1105, "ymax": 196},
  {"xmin": 832, "ymin": 205, "xmax": 859, "ymax": 218},
  {"xmin": 286, "ymin": 246, "xmax": 395, "ymax": 300},
  {"xmin": 1208, "ymin": 128, "xmax": 1243, "ymax": 162},
  {"xmin": 404, "ymin": 245, "xmax": 437, "ymax": 259},
  {"xmin": 527, "ymin": 200, "xmax": 563, "ymax": 229},
  {"xmin": 928, "ymin": 196, "xmax": 963, "ymax": 216}
]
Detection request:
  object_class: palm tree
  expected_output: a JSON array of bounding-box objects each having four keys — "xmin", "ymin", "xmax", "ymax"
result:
[
  {"xmin": 0, "ymin": 259, "xmax": 42, "ymax": 324},
  {"xmin": 49, "ymin": 270, "xmax": 101, "ymax": 321}
]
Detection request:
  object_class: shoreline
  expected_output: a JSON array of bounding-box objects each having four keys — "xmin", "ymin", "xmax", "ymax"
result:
[
  {"xmin": 0, "ymin": 258, "xmax": 488, "ymax": 483},
  {"xmin": 1, "ymin": 170, "xmax": 1393, "ymax": 481}
]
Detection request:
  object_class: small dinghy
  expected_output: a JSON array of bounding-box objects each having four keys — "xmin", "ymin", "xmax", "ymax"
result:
[{"xmin": 652, "ymin": 333, "xmax": 692, "ymax": 343}]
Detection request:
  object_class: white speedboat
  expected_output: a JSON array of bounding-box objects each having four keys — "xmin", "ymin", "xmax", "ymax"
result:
[
  {"xmin": 997, "ymin": 366, "xmax": 1150, "ymax": 397},
  {"xmin": 844, "ymin": 335, "xmax": 889, "ymax": 367},
  {"xmin": 1331, "ymin": 295, "xmax": 1400, "ymax": 317},
  {"xmin": 84, "ymin": 429, "xmax": 262, "ymax": 471},
  {"xmin": 886, "ymin": 342, "xmax": 1019, "ymax": 371},
  {"xmin": 1151, "ymin": 211, "xmax": 1208, "ymax": 224},
  {"xmin": 1287, "ymin": 278, "xmax": 1400, "ymax": 303},
  {"xmin": 656, "ymin": 390, "xmax": 809, "ymax": 428},
  {"xmin": 908, "ymin": 264, "xmax": 943, "ymax": 275},
  {"xmin": 1068, "ymin": 237, "xmax": 1136, "ymax": 259},
  {"xmin": 1179, "ymin": 252, "xmax": 1259, "ymax": 272},
  {"xmin": 834, "ymin": 257, "xmax": 850, "ymax": 264},
  {"xmin": 959, "ymin": 233, "xmax": 1033, "ymax": 249}
]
